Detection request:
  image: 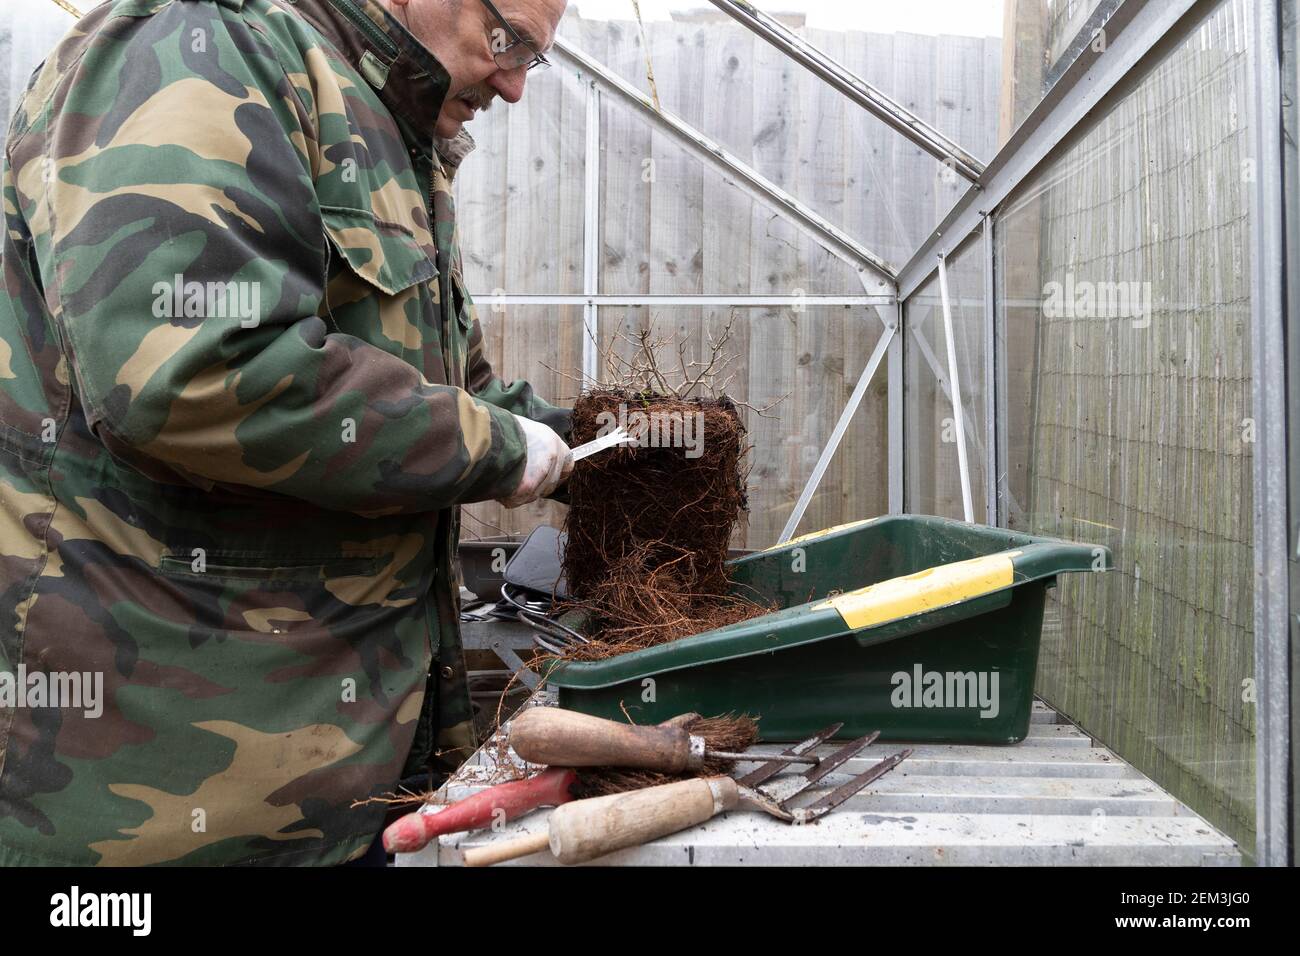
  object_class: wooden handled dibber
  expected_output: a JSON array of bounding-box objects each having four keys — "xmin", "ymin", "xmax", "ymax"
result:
[
  {"xmin": 509, "ymin": 708, "xmax": 814, "ymax": 772},
  {"xmin": 462, "ymin": 776, "xmax": 738, "ymax": 866}
]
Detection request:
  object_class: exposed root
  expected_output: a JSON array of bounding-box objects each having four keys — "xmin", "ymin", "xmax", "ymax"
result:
[{"xmin": 559, "ymin": 389, "xmax": 771, "ymax": 658}]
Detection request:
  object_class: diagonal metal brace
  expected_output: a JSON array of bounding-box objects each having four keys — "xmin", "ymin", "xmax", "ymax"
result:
[
  {"xmin": 552, "ymin": 37, "xmax": 897, "ymax": 286},
  {"xmin": 706, "ymin": 0, "xmax": 985, "ymax": 182}
]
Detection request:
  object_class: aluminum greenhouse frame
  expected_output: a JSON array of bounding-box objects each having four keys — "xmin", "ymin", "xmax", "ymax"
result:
[
  {"xmin": 28, "ymin": 0, "xmax": 1290, "ymax": 866},
  {"xmin": 488, "ymin": 0, "xmax": 1292, "ymax": 865}
]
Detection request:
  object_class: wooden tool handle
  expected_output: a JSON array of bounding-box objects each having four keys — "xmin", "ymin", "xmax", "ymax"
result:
[
  {"xmin": 547, "ymin": 776, "xmax": 738, "ymax": 865},
  {"xmin": 461, "ymin": 830, "xmax": 551, "ymax": 867},
  {"xmin": 382, "ymin": 767, "xmax": 578, "ymax": 854},
  {"xmin": 659, "ymin": 712, "xmax": 702, "ymax": 729},
  {"xmin": 510, "ymin": 708, "xmax": 696, "ymax": 773}
]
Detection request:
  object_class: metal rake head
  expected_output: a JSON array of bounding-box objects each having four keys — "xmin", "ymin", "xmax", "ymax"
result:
[{"xmin": 731, "ymin": 723, "xmax": 911, "ymax": 824}]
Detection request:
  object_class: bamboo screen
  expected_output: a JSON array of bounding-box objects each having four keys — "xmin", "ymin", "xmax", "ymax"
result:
[{"xmin": 996, "ymin": 0, "xmax": 1255, "ymax": 850}]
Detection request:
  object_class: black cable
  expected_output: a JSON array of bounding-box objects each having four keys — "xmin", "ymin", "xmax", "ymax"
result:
[{"xmin": 500, "ymin": 582, "xmax": 590, "ymax": 647}]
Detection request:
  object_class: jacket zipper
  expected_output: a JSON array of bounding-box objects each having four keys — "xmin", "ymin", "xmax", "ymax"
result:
[
  {"xmin": 430, "ymin": 164, "xmax": 459, "ymax": 641},
  {"xmin": 430, "ymin": 168, "xmax": 455, "ymax": 381},
  {"xmin": 329, "ymin": 0, "xmax": 400, "ymax": 59},
  {"xmin": 412, "ymin": 153, "xmax": 459, "ymax": 665}
]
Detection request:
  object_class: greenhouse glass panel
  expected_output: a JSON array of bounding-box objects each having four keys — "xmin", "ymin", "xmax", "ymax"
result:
[
  {"xmin": 903, "ymin": 238, "xmax": 989, "ymax": 520},
  {"xmin": 456, "ymin": 50, "xmax": 588, "ymax": 295},
  {"xmin": 560, "ymin": 3, "xmax": 1001, "ymax": 273},
  {"xmin": 595, "ymin": 96, "xmax": 876, "ymax": 296},
  {"xmin": 460, "ymin": 304, "xmax": 586, "ymax": 541},
  {"xmin": 1000, "ymin": 0, "xmax": 1115, "ymax": 146},
  {"xmin": 995, "ymin": 0, "xmax": 1255, "ymax": 852}
]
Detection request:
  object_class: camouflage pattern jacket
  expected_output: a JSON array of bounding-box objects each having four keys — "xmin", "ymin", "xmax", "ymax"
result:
[{"xmin": 0, "ymin": 0, "xmax": 569, "ymax": 865}]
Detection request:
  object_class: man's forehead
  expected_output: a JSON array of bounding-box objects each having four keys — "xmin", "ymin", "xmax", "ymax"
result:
[{"xmin": 494, "ymin": 0, "xmax": 567, "ymax": 51}]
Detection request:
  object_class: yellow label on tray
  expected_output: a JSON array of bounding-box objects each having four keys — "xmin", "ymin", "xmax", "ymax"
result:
[
  {"xmin": 816, "ymin": 551, "xmax": 1021, "ymax": 629},
  {"xmin": 762, "ymin": 517, "xmax": 881, "ymax": 552}
]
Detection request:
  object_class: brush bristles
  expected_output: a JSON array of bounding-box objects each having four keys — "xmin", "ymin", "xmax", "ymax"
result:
[{"xmin": 571, "ymin": 713, "xmax": 760, "ymax": 797}]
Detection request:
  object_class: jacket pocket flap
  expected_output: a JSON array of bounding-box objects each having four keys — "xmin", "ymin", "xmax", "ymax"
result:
[
  {"xmin": 321, "ymin": 205, "xmax": 437, "ymax": 295},
  {"xmin": 450, "ymin": 270, "xmax": 475, "ymax": 332}
]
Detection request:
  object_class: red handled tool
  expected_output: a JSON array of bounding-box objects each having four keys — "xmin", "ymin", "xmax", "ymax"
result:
[{"xmin": 382, "ymin": 767, "xmax": 579, "ymax": 854}]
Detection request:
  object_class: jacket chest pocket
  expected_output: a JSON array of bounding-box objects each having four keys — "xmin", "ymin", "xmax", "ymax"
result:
[{"xmin": 320, "ymin": 206, "xmax": 450, "ymax": 385}]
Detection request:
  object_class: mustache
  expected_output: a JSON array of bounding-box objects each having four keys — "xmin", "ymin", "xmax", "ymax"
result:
[{"xmin": 457, "ymin": 86, "xmax": 495, "ymax": 112}]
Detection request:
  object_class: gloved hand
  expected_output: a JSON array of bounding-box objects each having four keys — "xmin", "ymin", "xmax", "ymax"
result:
[{"xmin": 498, "ymin": 414, "xmax": 574, "ymax": 507}]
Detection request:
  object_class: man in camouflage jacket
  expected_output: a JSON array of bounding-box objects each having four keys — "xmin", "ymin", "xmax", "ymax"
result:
[{"xmin": 0, "ymin": 0, "xmax": 572, "ymax": 865}]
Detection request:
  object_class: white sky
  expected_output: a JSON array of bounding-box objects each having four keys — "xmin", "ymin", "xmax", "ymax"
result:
[{"xmin": 569, "ymin": 1, "xmax": 1004, "ymax": 38}]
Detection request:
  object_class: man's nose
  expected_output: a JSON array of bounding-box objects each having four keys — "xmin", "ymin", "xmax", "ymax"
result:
[{"xmin": 487, "ymin": 66, "xmax": 527, "ymax": 104}]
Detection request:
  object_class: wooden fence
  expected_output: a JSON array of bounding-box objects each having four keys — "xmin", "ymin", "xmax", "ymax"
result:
[{"xmin": 456, "ymin": 12, "xmax": 1002, "ymax": 547}]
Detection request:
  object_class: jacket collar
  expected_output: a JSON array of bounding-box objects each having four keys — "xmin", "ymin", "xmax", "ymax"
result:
[
  {"xmin": 289, "ymin": 0, "xmax": 466, "ymax": 160},
  {"xmin": 434, "ymin": 128, "xmax": 476, "ymax": 174}
]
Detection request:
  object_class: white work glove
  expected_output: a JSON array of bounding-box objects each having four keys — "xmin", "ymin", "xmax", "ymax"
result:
[{"xmin": 498, "ymin": 414, "xmax": 574, "ymax": 508}]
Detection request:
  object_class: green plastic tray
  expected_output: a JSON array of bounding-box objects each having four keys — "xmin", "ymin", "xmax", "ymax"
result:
[{"xmin": 541, "ymin": 515, "xmax": 1111, "ymax": 744}]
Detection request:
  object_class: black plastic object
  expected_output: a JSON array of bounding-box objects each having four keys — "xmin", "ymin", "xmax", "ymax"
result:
[
  {"xmin": 458, "ymin": 534, "xmax": 526, "ymax": 600},
  {"xmin": 502, "ymin": 525, "xmax": 570, "ymax": 601}
]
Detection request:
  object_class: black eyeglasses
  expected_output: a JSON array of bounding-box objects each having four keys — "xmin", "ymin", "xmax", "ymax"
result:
[{"xmin": 480, "ymin": 0, "xmax": 550, "ymax": 72}]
